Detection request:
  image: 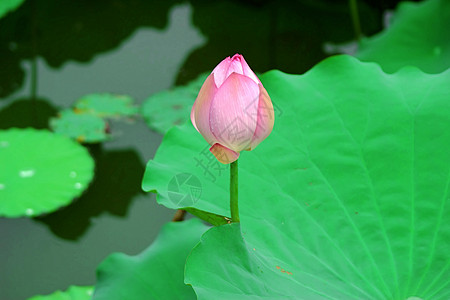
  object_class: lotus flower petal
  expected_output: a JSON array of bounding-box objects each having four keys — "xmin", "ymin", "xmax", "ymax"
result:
[
  {"xmin": 191, "ymin": 74, "xmax": 218, "ymax": 145},
  {"xmin": 249, "ymin": 85, "xmax": 275, "ymax": 150},
  {"xmin": 191, "ymin": 54, "xmax": 274, "ymax": 164},
  {"xmin": 209, "ymin": 73, "xmax": 260, "ymax": 152},
  {"xmin": 211, "ymin": 57, "xmax": 232, "ymax": 88},
  {"xmin": 209, "ymin": 143, "xmax": 240, "ymax": 164}
]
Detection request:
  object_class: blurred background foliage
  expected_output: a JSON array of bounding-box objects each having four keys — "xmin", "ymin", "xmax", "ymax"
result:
[
  {"xmin": 0, "ymin": 0, "xmax": 437, "ymax": 299},
  {"xmin": 0, "ymin": 0, "xmax": 412, "ymax": 99}
]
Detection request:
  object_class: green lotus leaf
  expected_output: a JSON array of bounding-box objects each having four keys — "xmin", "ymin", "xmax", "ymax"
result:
[
  {"xmin": 74, "ymin": 94, "xmax": 138, "ymax": 118},
  {"xmin": 27, "ymin": 286, "xmax": 93, "ymax": 300},
  {"xmin": 50, "ymin": 109, "xmax": 109, "ymax": 143},
  {"xmin": 0, "ymin": 128, "xmax": 95, "ymax": 218},
  {"xmin": 93, "ymin": 218, "xmax": 209, "ymax": 300},
  {"xmin": 0, "ymin": 0, "xmax": 25, "ymax": 19},
  {"xmin": 143, "ymin": 55, "xmax": 450, "ymax": 298},
  {"xmin": 141, "ymin": 73, "xmax": 209, "ymax": 134},
  {"xmin": 356, "ymin": 0, "xmax": 450, "ymax": 73}
]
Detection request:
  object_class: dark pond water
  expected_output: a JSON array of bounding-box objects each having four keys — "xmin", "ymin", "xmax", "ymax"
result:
[{"xmin": 0, "ymin": 0, "xmax": 402, "ymax": 298}]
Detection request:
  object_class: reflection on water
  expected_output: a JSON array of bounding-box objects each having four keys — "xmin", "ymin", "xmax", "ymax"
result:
[
  {"xmin": 0, "ymin": 3, "xmax": 202, "ymax": 300},
  {"xmin": 1, "ymin": 3, "xmax": 206, "ymax": 104},
  {"xmin": 1, "ymin": 193, "xmax": 169, "ymax": 300},
  {"xmin": 35, "ymin": 145, "xmax": 147, "ymax": 240},
  {"xmin": 0, "ymin": 0, "xmax": 197, "ymax": 98},
  {"xmin": 0, "ymin": 98, "xmax": 57, "ymax": 129}
]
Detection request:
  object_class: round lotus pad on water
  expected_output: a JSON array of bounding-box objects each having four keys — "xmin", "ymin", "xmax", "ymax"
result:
[
  {"xmin": 74, "ymin": 94, "xmax": 138, "ymax": 118},
  {"xmin": 0, "ymin": 128, "xmax": 95, "ymax": 218},
  {"xmin": 27, "ymin": 285, "xmax": 94, "ymax": 300},
  {"xmin": 50, "ymin": 109, "xmax": 109, "ymax": 143}
]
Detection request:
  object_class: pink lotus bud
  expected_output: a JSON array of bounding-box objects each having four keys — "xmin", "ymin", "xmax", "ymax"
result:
[{"xmin": 191, "ymin": 54, "xmax": 274, "ymax": 164}]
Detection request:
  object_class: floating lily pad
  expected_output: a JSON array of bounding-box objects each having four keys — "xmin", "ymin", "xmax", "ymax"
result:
[
  {"xmin": 50, "ymin": 109, "xmax": 109, "ymax": 143},
  {"xmin": 74, "ymin": 94, "xmax": 138, "ymax": 118},
  {"xmin": 93, "ymin": 219, "xmax": 209, "ymax": 300},
  {"xmin": 143, "ymin": 55, "xmax": 450, "ymax": 298},
  {"xmin": 141, "ymin": 73, "xmax": 209, "ymax": 134},
  {"xmin": 27, "ymin": 286, "xmax": 94, "ymax": 300},
  {"xmin": 0, "ymin": 0, "xmax": 25, "ymax": 19},
  {"xmin": 356, "ymin": 0, "xmax": 450, "ymax": 73},
  {"xmin": 0, "ymin": 128, "xmax": 95, "ymax": 218}
]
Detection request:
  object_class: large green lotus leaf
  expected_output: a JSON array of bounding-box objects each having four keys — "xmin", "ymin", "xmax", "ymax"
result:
[
  {"xmin": 74, "ymin": 94, "xmax": 138, "ymax": 118},
  {"xmin": 0, "ymin": 128, "xmax": 95, "ymax": 217},
  {"xmin": 356, "ymin": 0, "xmax": 450, "ymax": 73},
  {"xmin": 93, "ymin": 218, "xmax": 209, "ymax": 300},
  {"xmin": 141, "ymin": 73, "xmax": 209, "ymax": 134},
  {"xmin": 143, "ymin": 55, "xmax": 450, "ymax": 298},
  {"xmin": 0, "ymin": 0, "xmax": 25, "ymax": 19},
  {"xmin": 27, "ymin": 286, "xmax": 93, "ymax": 300},
  {"xmin": 50, "ymin": 109, "xmax": 110, "ymax": 143}
]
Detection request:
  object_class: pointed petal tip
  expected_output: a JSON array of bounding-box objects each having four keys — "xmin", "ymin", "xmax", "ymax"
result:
[
  {"xmin": 210, "ymin": 143, "xmax": 240, "ymax": 164},
  {"xmin": 231, "ymin": 53, "xmax": 243, "ymax": 60}
]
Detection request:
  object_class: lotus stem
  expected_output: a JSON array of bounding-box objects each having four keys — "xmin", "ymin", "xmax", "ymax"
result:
[
  {"xmin": 172, "ymin": 209, "xmax": 186, "ymax": 222},
  {"xmin": 349, "ymin": 0, "xmax": 362, "ymax": 42},
  {"xmin": 230, "ymin": 160, "xmax": 240, "ymax": 223}
]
